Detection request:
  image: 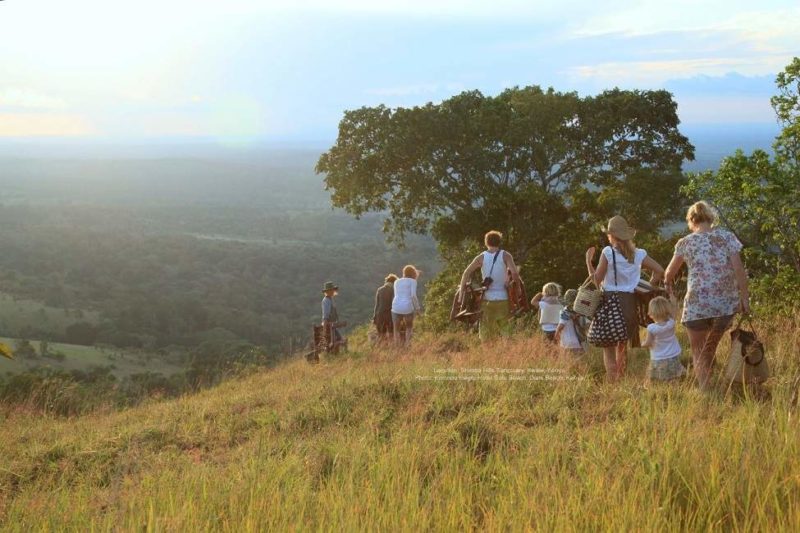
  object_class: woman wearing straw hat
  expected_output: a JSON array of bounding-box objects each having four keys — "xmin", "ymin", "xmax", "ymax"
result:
[
  {"xmin": 586, "ymin": 215, "xmax": 665, "ymax": 381},
  {"xmin": 664, "ymin": 201, "xmax": 750, "ymax": 390}
]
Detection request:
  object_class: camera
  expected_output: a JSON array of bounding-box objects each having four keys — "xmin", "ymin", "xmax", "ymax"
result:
[{"xmin": 481, "ymin": 277, "xmax": 493, "ymax": 289}]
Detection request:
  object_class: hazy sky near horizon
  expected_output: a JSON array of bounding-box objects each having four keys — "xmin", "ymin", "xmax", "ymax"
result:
[{"xmin": 1, "ymin": 0, "xmax": 797, "ymax": 141}]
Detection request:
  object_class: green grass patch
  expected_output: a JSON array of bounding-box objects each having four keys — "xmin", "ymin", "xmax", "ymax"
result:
[
  {"xmin": 0, "ymin": 336, "xmax": 184, "ymax": 378},
  {"xmin": 0, "ymin": 291, "xmax": 100, "ymax": 337}
]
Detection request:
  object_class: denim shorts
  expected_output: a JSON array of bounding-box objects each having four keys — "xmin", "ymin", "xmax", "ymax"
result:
[{"xmin": 683, "ymin": 314, "xmax": 734, "ymax": 332}]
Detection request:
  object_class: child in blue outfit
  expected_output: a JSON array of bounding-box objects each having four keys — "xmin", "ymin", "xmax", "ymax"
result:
[{"xmin": 554, "ymin": 289, "xmax": 588, "ymax": 361}]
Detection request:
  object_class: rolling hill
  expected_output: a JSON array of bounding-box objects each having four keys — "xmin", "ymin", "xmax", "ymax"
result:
[{"xmin": 2, "ymin": 319, "xmax": 798, "ymax": 530}]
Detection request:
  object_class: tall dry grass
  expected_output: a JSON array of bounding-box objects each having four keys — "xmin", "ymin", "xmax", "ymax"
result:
[{"xmin": 1, "ymin": 317, "xmax": 799, "ymax": 531}]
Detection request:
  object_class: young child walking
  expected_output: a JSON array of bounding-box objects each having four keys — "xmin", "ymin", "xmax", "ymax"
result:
[
  {"xmin": 642, "ymin": 296, "xmax": 686, "ymax": 382},
  {"xmin": 554, "ymin": 289, "xmax": 588, "ymax": 360},
  {"xmin": 530, "ymin": 282, "xmax": 563, "ymax": 342}
]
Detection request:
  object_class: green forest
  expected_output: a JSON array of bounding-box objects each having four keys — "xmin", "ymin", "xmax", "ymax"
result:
[
  {"xmin": 0, "ymin": 156, "xmax": 437, "ymax": 405},
  {"xmin": 0, "ymin": 205, "xmax": 437, "ymax": 350}
]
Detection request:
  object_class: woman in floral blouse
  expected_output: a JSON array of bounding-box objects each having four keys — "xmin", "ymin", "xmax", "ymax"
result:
[{"xmin": 665, "ymin": 201, "xmax": 750, "ymax": 389}]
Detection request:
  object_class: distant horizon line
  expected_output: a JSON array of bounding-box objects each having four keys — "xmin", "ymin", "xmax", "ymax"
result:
[{"xmin": 0, "ymin": 120, "xmax": 783, "ymax": 146}]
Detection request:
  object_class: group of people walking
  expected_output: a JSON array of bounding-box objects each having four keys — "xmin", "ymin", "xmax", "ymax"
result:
[
  {"xmin": 321, "ymin": 200, "xmax": 750, "ymax": 388},
  {"xmin": 321, "ymin": 264, "xmax": 424, "ymax": 349}
]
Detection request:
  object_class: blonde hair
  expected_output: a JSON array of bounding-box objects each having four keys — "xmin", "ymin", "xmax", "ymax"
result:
[
  {"xmin": 617, "ymin": 239, "xmax": 637, "ymax": 264},
  {"xmin": 648, "ymin": 296, "xmax": 674, "ymax": 322},
  {"xmin": 542, "ymin": 282, "xmax": 561, "ymax": 297},
  {"xmin": 484, "ymin": 230, "xmax": 503, "ymax": 248},
  {"xmin": 686, "ymin": 201, "xmax": 718, "ymax": 229},
  {"xmin": 607, "ymin": 234, "xmax": 637, "ymax": 263},
  {"xmin": 402, "ymin": 265, "xmax": 419, "ymax": 279}
]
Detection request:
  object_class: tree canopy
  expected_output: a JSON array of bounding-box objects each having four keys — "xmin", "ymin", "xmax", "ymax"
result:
[{"xmin": 318, "ymin": 86, "xmax": 695, "ymax": 320}]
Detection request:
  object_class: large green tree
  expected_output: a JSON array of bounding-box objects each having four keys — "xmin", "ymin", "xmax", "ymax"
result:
[
  {"xmin": 684, "ymin": 57, "xmax": 800, "ymax": 313},
  {"xmin": 317, "ymin": 86, "xmax": 694, "ymax": 326}
]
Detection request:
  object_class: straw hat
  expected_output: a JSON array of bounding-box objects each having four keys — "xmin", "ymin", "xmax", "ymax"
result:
[{"xmin": 605, "ymin": 215, "xmax": 636, "ymax": 240}]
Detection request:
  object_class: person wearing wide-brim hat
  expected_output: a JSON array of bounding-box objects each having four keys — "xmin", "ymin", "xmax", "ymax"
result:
[
  {"xmin": 322, "ymin": 281, "xmax": 339, "ymax": 295},
  {"xmin": 585, "ymin": 215, "xmax": 666, "ymax": 381},
  {"xmin": 321, "ymin": 281, "xmax": 344, "ymax": 344}
]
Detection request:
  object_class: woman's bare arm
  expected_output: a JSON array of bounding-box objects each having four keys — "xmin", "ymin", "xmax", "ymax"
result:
[
  {"xmin": 642, "ymin": 256, "xmax": 665, "ymax": 283},
  {"xmin": 664, "ymin": 254, "xmax": 684, "ymax": 296},
  {"xmin": 503, "ymin": 252, "xmax": 523, "ymax": 285},
  {"xmin": 459, "ymin": 255, "xmax": 482, "ymax": 293},
  {"xmin": 730, "ymin": 252, "xmax": 750, "ymax": 314},
  {"xmin": 586, "ymin": 247, "xmax": 608, "ymax": 286}
]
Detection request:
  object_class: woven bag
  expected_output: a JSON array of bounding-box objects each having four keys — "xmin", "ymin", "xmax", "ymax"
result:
[{"xmin": 574, "ymin": 276, "xmax": 602, "ymax": 318}]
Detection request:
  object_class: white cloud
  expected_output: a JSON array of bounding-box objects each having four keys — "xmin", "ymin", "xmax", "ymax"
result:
[
  {"xmin": 569, "ymin": 1, "xmax": 799, "ymax": 38},
  {"xmin": 1, "ymin": 0, "xmax": 795, "ymax": 137},
  {"xmin": 0, "ymin": 113, "xmax": 94, "ymax": 137},
  {"xmin": 218, "ymin": 0, "xmax": 567, "ymax": 18},
  {"xmin": 0, "ymin": 89, "xmax": 66, "ymax": 110},
  {"xmin": 566, "ymin": 56, "xmax": 791, "ymax": 86},
  {"xmin": 566, "ymin": 2, "xmax": 800, "ymax": 80}
]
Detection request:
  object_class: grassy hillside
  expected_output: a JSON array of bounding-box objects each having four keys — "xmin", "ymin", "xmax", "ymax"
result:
[{"xmin": 1, "ymin": 320, "xmax": 799, "ymax": 530}]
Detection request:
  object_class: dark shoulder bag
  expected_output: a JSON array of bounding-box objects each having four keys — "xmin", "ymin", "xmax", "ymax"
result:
[{"xmin": 587, "ymin": 248, "xmax": 629, "ymax": 347}]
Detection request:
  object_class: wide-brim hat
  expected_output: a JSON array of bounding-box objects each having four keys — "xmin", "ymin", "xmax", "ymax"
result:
[
  {"xmin": 605, "ymin": 215, "xmax": 636, "ymax": 240},
  {"xmin": 322, "ymin": 281, "xmax": 339, "ymax": 293}
]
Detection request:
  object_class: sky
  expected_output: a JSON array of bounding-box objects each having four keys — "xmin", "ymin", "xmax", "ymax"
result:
[{"xmin": 0, "ymin": 0, "xmax": 798, "ymax": 142}]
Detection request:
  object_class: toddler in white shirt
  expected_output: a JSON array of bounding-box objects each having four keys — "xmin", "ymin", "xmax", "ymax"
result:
[{"xmin": 642, "ymin": 296, "xmax": 686, "ymax": 382}]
